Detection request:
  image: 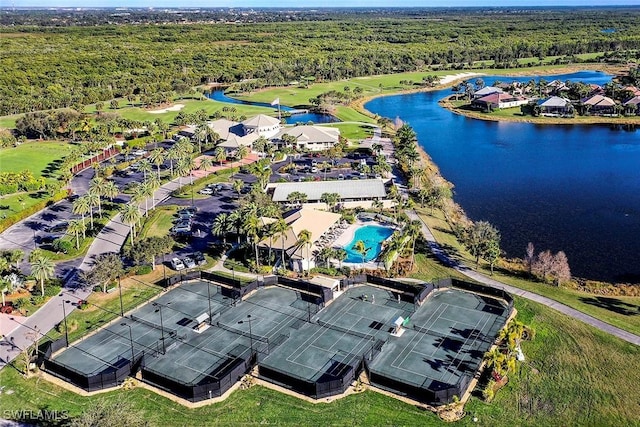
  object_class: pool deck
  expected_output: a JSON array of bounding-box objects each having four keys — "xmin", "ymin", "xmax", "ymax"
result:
[{"xmin": 331, "ymin": 220, "xmax": 395, "ymax": 269}]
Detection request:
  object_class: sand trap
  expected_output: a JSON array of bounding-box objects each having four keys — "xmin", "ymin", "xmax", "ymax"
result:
[
  {"xmin": 439, "ymin": 72, "xmax": 483, "ymax": 86},
  {"xmin": 148, "ymin": 103, "xmax": 185, "ymax": 114}
]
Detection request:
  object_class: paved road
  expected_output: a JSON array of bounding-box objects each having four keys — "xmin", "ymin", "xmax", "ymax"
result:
[
  {"xmin": 0, "ymin": 175, "xmax": 185, "ymax": 368},
  {"xmin": 406, "ymin": 210, "xmax": 640, "ymax": 347}
]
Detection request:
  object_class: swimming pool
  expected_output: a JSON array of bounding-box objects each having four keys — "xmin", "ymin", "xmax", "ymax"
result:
[{"xmin": 344, "ymin": 225, "xmax": 395, "ymax": 263}]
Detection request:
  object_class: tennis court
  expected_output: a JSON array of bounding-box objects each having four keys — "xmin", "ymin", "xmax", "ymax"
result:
[
  {"xmin": 260, "ymin": 285, "xmax": 414, "ymax": 397},
  {"xmin": 47, "ymin": 280, "xmax": 319, "ymax": 398},
  {"xmin": 367, "ymin": 288, "xmax": 510, "ymax": 403}
]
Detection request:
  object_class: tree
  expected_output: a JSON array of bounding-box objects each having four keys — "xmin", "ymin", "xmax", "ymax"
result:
[
  {"xmin": 524, "ymin": 242, "xmax": 535, "ymax": 274},
  {"xmin": 286, "ymin": 191, "xmax": 307, "ymax": 206},
  {"xmin": 129, "ymin": 236, "xmax": 173, "ymax": 269},
  {"xmin": 81, "ymin": 252, "xmax": 124, "ymax": 293},
  {"xmin": 296, "ymin": 229, "xmax": 312, "ymax": 273},
  {"xmin": 110, "ymin": 99, "xmax": 119, "ymax": 110},
  {"xmin": 137, "ymin": 159, "xmax": 152, "ymax": 180},
  {"xmin": 103, "ymin": 180, "xmax": 119, "ymax": 202},
  {"xmin": 484, "ymin": 239, "xmax": 501, "ymax": 275},
  {"xmin": 465, "ymin": 221, "xmax": 500, "ymax": 270},
  {"xmin": 148, "ymin": 149, "xmax": 165, "ymax": 179},
  {"xmin": 532, "ymin": 250, "xmax": 554, "ymax": 282},
  {"xmin": 30, "ymin": 255, "xmax": 55, "ymax": 296},
  {"xmin": 352, "ymin": 240, "xmax": 370, "ymax": 263},
  {"xmin": 211, "ymin": 213, "xmax": 230, "ymax": 245},
  {"xmin": 89, "ymin": 177, "xmax": 107, "ymax": 217},
  {"xmin": 334, "ymin": 248, "xmax": 347, "ymax": 269},
  {"xmin": 232, "ymin": 179, "xmax": 244, "ymax": 197},
  {"xmin": 405, "ymin": 220, "xmax": 422, "ymax": 270},
  {"xmin": 199, "ymin": 156, "xmax": 213, "ymax": 172},
  {"xmin": 320, "ymin": 192, "xmax": 340, "ymax": 211},
  {"xmin": 8, "ymin": 249, "xmax": 24, "ymax": 269},
  {"xmin": 272, "ymin": 218, "xmax": 291, "ymax": 268},
  {"xmin": 214, "ymin": 147, "xmax": 227, "ymax": 166},
  {"xmin": 68, "ymin": 219, "xmax": 86, "ymax": 250},
  {"xmin": 549, "ymin": 251, "xmax": 571, "ymax": 286},
  {"xmin": 121, "ymin": 204, "xmax": 141, "ymax": 246}
]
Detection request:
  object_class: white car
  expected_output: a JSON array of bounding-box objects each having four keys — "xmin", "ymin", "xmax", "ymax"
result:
[
  {"xmin": 170, "ymin": 257, "xmax": 186, "ymax": 271},
  {"xmin": 183, "ymin": 256, "xmax": 196, "ymax": 269},
  {"xmin": 199, "ymin": 187, "xmax": 214, "ymax": 195},
  {"xmin": 132, "ymin": 149, "xmax": 147, "ymax": 157}
]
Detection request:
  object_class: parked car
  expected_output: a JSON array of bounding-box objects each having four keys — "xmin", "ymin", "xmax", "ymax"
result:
[
  {"xmin": 171, "ymin": 221, "xmax": 191, "ymax": 233},
  {"xmin": 182, "ymin": 256, "xmax": 196, "ymax": 269},
  {"xmin": 311, "ymin": 167, "xmax": 318, "ymax": 173},
  {"xmin": 170, "ymin": 257, "xmax": 186, "ymax": 271},
  {"xmin": 192, "ymin": 251, "xmax": 206, "ymax": 265},
  {"xmin": 338, "ymin": 174, "xmax": 345, "ymax": 180},
  {"xmin": 180, "ymin": 207, "xmax": 198, "ymax": 215},
  {"xmin": 199, "ymin": 187, "xmax": 214, "ymax": 195},
  {"xmin": 132, "ymin": 149, "xmax": 147, "ymax": 157}
]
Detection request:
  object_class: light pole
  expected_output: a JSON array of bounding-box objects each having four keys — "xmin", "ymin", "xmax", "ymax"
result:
[
  {"xmin": 238, "ymin": 314, "xmax": 254, "ymax": 356},
  {"xmin": 153, "ymin": 303, "xmax": 166, "ymax": 354},
  {"xmin": 121, "ymin": 323, "xmax": 135, "ymax": 362},
  {"xmin": 59, "ymin": 295, "xmax": 69, "ymax": 347},
  {"xmin": 190, "ymin": 172, "xmax": 194, "ymax": 207},
  {"xmin": 206, "ymin": 280, "xmax": 213, "ymax": 325},
  {"xmin": 118, "ymin": 276, "xmax": 124, "ymax": 317}
]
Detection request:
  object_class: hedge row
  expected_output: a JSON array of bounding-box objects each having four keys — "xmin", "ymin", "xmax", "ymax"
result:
[{"xmin": 0, "ymin": 190, "xmax": 68, "ymax": 233}]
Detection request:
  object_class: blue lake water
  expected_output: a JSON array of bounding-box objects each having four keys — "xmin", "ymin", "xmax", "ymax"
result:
[
  {"xmin": 365, "ymin": 71, "xmax": 640, "ymax": 282},
  {"xmin": 207, "ymin": 90, "xmax": 337, "ymax": 124},
  {"xmin": 344, "ymin": 225, "xmax": 395, "ymax": 263}
]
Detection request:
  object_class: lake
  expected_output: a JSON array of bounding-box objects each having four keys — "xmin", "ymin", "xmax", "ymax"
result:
[{"xmin": 365, "ymin": 71, "xmax": 640, "ymax": 283}]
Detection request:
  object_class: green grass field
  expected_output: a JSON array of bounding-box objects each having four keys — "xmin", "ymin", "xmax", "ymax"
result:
[
  {"xmin": 1, "ymin": 293, "xmax": 639, "ymax": 426},
  {"xmin": 0, "ymin": 141, "xmax": 71, "ymax": 178},
  {"xmin": 417, "ymin": 207, "xmax": 640, "ymax": 337}
]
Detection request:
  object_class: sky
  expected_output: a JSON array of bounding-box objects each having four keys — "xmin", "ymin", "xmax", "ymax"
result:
[{"xmin": 7, "ymin": 0, "xmax": 640, "ymax": 8}]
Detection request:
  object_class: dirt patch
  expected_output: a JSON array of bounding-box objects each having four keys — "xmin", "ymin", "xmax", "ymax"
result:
[{"xmin": 148, "ymin": 104, "xmax": 185, "ymax": 114}]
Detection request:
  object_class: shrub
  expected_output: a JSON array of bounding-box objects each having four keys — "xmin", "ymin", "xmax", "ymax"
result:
[
  {"xmin": 482, "ymin": 379, "xmax": 496, "ymax": 402},
  {"xmin": 135, "ymin": 265, "xmax": 153, "ymax": 275},
  {"xmin": 52, "ymin": 239, "xmax": 73, "ymax": 254},
  {"xmin": 13, "ymin": 297, "xmax": 28, "ymax": 309},
  {"xmin": 43, "ymin": 284, "xmax": 61, "ymax": 297},
  {"xmin": 30, "ymin": 295, "xmax": 45, "ymax": 305}
]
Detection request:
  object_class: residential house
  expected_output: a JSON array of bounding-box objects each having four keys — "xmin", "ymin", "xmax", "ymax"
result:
[
  {"xmin": 472, "ymin": 86, "xmax": 503, "ymax": 99},
  {"xmin": 623, "ymin": 96, "xmax": 640, "ymax": 115},
  {"xmin": 581, "ymin": 94, "xmax": 617, "ymax": 116},
  {"xmin": 471, "ymin": 92, "xmax": 528, "ymax": 111},
  {"xmin": 537, "ymin": 96, "xmax": 574, "ymax": 116}
]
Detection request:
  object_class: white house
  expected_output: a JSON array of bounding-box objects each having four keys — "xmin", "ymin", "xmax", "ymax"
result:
[{"xmin": 272, "ymin": 125, "xmax": 340, "ymax": 152}]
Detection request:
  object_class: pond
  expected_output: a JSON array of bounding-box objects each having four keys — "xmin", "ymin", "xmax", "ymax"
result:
[
  {"xmin": 206, "ymin": 90, "xmax": 337, "ymax": 124},
  {"xmin": 365, "ymin": 71, "xmax": 640, "ymax": 283}
]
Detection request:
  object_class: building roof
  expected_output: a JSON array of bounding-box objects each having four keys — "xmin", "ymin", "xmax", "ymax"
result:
[
  {"xmin": 624, "ymin": 95, "xmax": 640, "ymax": 106},
  {"xmin": 537, "ymin": 96, "xmax": 571, "ymax": 107},
  {"xmin": 208, "ymin": 118, "xmax": 241, "ymax": 140},
  {"xmin": 308, "ymin": 275, "xmax": 341, "ymax": 289},
  {"xmin": 582, "ymin": 94, "xmax": 616, "ymax": 107},
  {"xmin": 474, "ymin": 86, "xmax": 503, "ymax": 97},
  {"xmin": 258, "ymin": 208, "xmax": 342, "ymax": 260},
  {"xmin": 242, "ymin": 114, "xmax": 281, "ymax": 128},
  {"xmin": 274, "ymin": 125, "xmax": 340, "ymax": 144},
  {"xmin": 473, "ymin": 92, "xmax": 524, "ymax": 105},
  {"xmin": 271, "ymin": 179, "xmax": 387, "ymax": 203},
  {"xmin": 216, "ymin": 134, "xmax": 256, "ymax": 149}
]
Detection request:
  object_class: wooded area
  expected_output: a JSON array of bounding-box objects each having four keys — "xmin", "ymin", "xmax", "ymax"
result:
[{"xmin": 2, "ymin": 7, "xmax": 640, "ymax": 115}]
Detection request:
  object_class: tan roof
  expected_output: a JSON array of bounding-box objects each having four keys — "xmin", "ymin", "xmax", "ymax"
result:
[
  {"xmin": 258, "ymin": 208, "xmax": 341, "ymax": 260},
  {"xmin": 216, "ymin": 133, "xmax": 258, "ymax": 149},
  {"xmin": 208, "ymin": 118, "xmax": 240, "ymax": 140},
  {"xmin": 242, "ymin": 114, "xmax": 281, "ymax": 128},
  {"xmin": 583, "ymin": 94, "xmax": 616, "ymax": 107},
  {"xmin": 275, "ymin": 125, "xmax": 340, "ymax": 144},
  {"xmin": 308, "ymin": 275, "xmax": 340, "ymax": 289}
]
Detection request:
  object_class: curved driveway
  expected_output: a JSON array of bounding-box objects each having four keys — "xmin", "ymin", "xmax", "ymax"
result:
[{"xmin": 406, "ymin": 210, "xmax": 640, "ymax": 346}]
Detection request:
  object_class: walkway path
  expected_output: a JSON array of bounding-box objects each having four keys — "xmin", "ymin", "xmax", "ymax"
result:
[
  {"xmin": 405, "ymin": 210, "xmax": 640, "ymax": 346},
  {"xmin": 0, "ymin": 159, "xmax": 245, "ymax": 368}
]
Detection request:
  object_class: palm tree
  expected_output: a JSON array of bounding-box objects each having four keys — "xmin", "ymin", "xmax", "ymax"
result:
[
  {"xmin": 67, "ymin": 219, "xmax": 86, "ymax": 250},
  {"xmin": 199, "ymin": 156, "xmax": 214, "ymax": 172},
  {"xmin": 335, "ymin": 248, "xmax": 347, "ymax": 269},
  {"xmin": 214, "ymin": 147, "xmax": 227, "ymax": 166},
  {"xmin": 121, "ymin": 204, "xmax": 142, "ymax": 247},
  {"xmin": 232, "ymin": 179, "xmax": 244, "ymax": 198},
  {"xmin": 272, "ymin": 218, "xmax": 290, "ymax": 268},
  {"xmin": 83, "ymin": 193, "xmax": 98, "ymax": 229},
  {"xmin": 145, "ymin": 175, "xmax": 160, "ymax": 210},
  {"xmin": 30, "ymin": 255, "xmax": 55, "ymax": 296},
  {"xmin": 89, "ymin": 177, "xmax": 106, "ymax": 217},
  {"xmin": 211, "ymin": 213, "xmax": 230, "ymax": 245},
  {"xmin": 405, "ymin": 220, "xmax": 422, "ymax": 270},
  {"xmin": 296, "ymin": 229, "xmax": 312, "ymax": 273},
  {"xmin": 195, "ymin": 124, "xmax": 208, "ymax": 154},
  {"xmin": 318, "ymin": 247, "xmax": 334, "ymax": 268},
  {"xmin": 353, "ymin": 240, "xmax": 369, "ymax": 263},
  {"xmin": 138, "ymin": 159, "xmax": 152, "ymax": 180},
  {"xmin": 243, "ymin": 212, "xmax": 261, "ymax": 269},
  {"xmin": 320, "ymin": 192, "xmax": 340, "ymax": 212},
  {"xmin": 165, "ymin": 147, "xmax": 180, "ymax": 176},
  {"xmin": 236, "ymin": 146, "xmax": 249, "ymax": 164},
  {"xmin": 149, "ymin": 148, "xmax": 165, "ymax": 179},
  {"xmin": 8, "ymin": 249, "xmax": 24, "ymax": 270},
  {"xmin": 102, "ymin": 180, "xmax": 119, "ymax": 202},
  {"xmin": 227, "ymin": 210, "xmax": 243, "ymax": 244}
]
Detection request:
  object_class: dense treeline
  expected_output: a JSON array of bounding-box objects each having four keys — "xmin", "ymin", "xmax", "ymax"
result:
[{"xmin": 2, "ymin": 8, "xmax": 640, "ymax": 115}]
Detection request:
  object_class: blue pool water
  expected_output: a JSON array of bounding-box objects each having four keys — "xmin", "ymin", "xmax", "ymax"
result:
[{"xmin": 344, "ymin": 225, "xmax": 395, "ymax": 263}]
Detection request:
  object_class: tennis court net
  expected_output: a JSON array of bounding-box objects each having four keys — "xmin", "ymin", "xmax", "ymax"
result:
[
  {"xmin": 316, "ymin": 319, "xmax": 376, "ymax": 341},
  {"xmin": 130, "ymin": 314, "xmax": 178, "ymax": 337},
  {"xmin": 216, "ymin": 321, "xmax": 269, "ymax": 343}
]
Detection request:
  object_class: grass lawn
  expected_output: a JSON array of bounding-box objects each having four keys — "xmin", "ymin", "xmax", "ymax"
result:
[
  {"xmin": 326, "ymin": 123, "xmax": 375, "ymax": 141},
  {"xmin": 0, "ymin": 114, "xmax": 19, "ymax": 129},
  {"xmin": 171, "ymin": 168, "xmax": 236, "ymax": 198},
  {"xmin": 416, "ymin": 207, "xmax": 640, "ymax": 337},
  {"xmin": 2, "ymin": 291, "xmax": 639, "ymax": 426},
  {"xmin": 139, "ymin": 205, "xmax": 180, "ymax": 239},
  {"xmin": 0, "ymin": 140, "xmax": 71, "ymax": 179},
  {"xmin": 108, "ymin": 99, "xmax": 275, "ymax": 125},
  {"xmin": 332, "ymin": 106, "xmax": 376, "ymax": 124}
]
